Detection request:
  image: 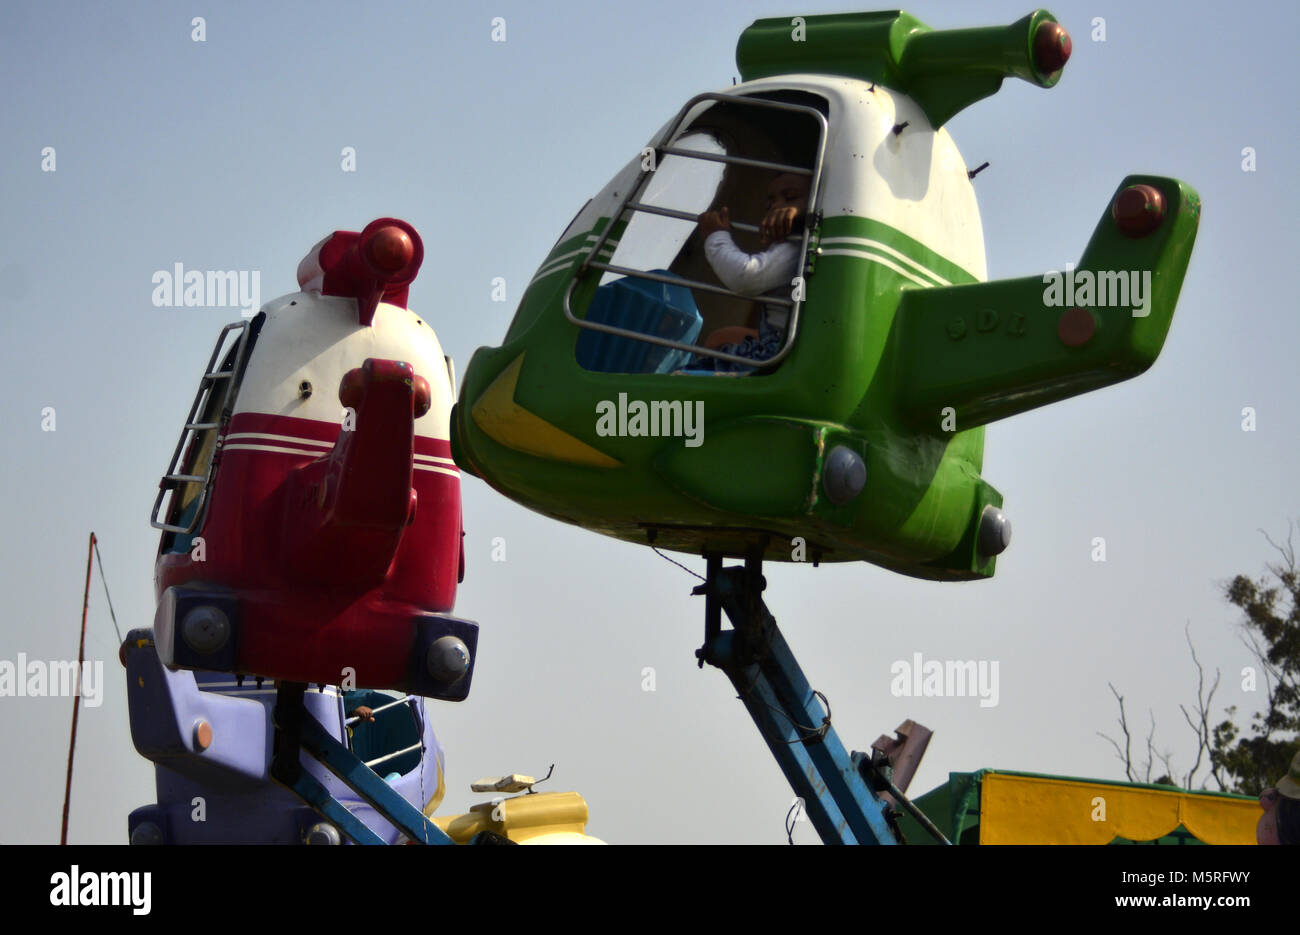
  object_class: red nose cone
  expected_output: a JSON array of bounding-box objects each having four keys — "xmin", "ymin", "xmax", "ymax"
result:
[
  {"xmin": 1033, "ymin": 21, "xmax": 1071, "ymax": 74},
  {"xmin": 1112, "ymin": 184, "xmax": 1167, "ymax": 238},
  {"xmin": 366, "ymin": 226, "xmax": 416, "ymax": 273}
]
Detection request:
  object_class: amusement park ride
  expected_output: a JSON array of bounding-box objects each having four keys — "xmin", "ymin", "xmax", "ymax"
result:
[{"xmin": 123, "ymin": 9, "xmax": 1199, "ymax": 844}]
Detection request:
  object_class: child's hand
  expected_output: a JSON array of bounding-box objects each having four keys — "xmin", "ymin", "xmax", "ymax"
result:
[
  {"xmin": 760, "ymin": 205, "xmax": 801, "ymax": 247},
  {"xmin": 698, "ymin": 206, "xmax": 730, "ymax": 238}
]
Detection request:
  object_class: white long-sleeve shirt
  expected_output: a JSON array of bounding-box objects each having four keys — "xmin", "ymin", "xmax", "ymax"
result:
[
  {"xmin": 704, "ymin": 231, "xmax": 800, "ymax": 295},
  {"xmin": 704, "ymin": 231, "xmax": 799, "ymax": 331}
]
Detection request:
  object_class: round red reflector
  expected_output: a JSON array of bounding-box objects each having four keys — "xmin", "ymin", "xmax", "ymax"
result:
[
  {"xmin": 413, "ymin": 375, "xmax": 432, "ymax": 418},
  {"xmin": 1112, "ymin": 184, "xmax": 1167, "ymax": 238},
  {"xmin": 365, "ymin": 226, "xmax": 416, "ymax": 273},
  {"xmin": 1033, "ymin": 21, "xmax": 1072, "ymax": 74},
  {"xmin": 1058, "ymin": 307, "xmax": 1096, "ymax": 347}
]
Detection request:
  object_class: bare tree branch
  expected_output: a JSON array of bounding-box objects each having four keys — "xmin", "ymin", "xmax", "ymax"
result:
[
  {"xmin": 1098, "ymin": 682, "xmax": 1136, "ymax": 782},
  {"xmin": 1144, "ymin": 710, "xmax": 1158, "ymax": 783},
  {"xmin": 1239, "ymin": 629, "xmax": 1281, "ymax": 700},
  {"xmin": 1258, "ymin": 520, "xmax": 1295, "ymax": 571},
  {"xmin": 1156, "ymin": 747, "xmax": 1177, "ymax": 784},
  {"xmin": 1176, "ymin": 622, "xmax": 1220, "ymax": 787}
]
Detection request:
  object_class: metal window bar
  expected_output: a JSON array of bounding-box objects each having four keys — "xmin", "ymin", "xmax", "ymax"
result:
[
  {"xmin": 563, "ymin": 92, "xmax": 827, "ymax": 370},
  {"xmin": 364, "ymin": 742, "xmax": 423, "ymax": 771},
  {"xmin": 591, "ymin": 262, "xmax": 794, "ymax": 306},
  {"xmin": 656, "ymin": 146, "xmax": 813, "ymax": 177},
  {"xmin": 624, "ymin": 200, "xmax": 802, "ymax": 241},
  {"xmin": 345, "ymin": 697, "xmax": 410, "ymax": 728},
  {"xmin": 150, "ymin": 319, "xmax": 254, "ymax": 534}
]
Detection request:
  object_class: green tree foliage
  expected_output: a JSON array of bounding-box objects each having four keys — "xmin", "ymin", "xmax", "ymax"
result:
[
  {"xmin": 1210, "ymin": 527, "xmax": 1300, "ymax": 795},
  {"xmin": 1100, "ymin": 523, "xmax": 1299, "ymax": 793}
]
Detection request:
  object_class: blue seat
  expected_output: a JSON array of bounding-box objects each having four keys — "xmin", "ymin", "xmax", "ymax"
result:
[
  {"xmin": 575, "ymin": 271, "xmax": 703, "ymax": 374},
  {"xmin": 344, "ymin": 689, "xmax": 421, "ymax": 776},
  {"xmin": 165, "ymin": 497, "xmax": 203, "ymax": 554}
]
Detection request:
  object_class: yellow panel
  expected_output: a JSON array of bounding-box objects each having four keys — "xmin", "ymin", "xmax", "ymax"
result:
[
  {"xmin": 470, "ymin": 353, "xmax": 621, "ymax": 468},
  {"xmin": 432, "ymin": 790, "xmax": 599, "ymax": 844},
  {"xmin": 423, "ymin": 759, "xmax": 446, "ymax": 816},
  {"xmin": 979, "ymin": 773, "xmax": 1257, "ymax": 844}
]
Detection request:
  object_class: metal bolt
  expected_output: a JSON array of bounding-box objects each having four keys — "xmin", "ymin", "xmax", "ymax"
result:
[{"xmin": 305, "ymin": 822, "xmax": 341, "ymax": 845}]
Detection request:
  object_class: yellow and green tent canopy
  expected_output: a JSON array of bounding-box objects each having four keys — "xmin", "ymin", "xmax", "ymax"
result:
[{"xmin": 896, "ymin": 769, "xmax": 1258, "ymax": 845}]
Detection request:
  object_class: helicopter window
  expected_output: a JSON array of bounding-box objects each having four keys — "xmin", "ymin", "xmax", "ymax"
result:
[
  {"xmin": 344, "ymin": 689, "xmax": 423, "ymax": 778},
  {"xmin": 572, "ymin": 133, "xmax": 723, "ymax": 374},
  {"xmin": 568, "ymin": 93, "xmax": 826, "ymax": 376},
  {"xmin": 599, "ymin": 133, "xmax": 726, "ymax": 285}
]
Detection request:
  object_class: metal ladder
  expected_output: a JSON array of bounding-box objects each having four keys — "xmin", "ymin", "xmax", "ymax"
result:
[{"xmin": 150, "ymin": 320, "xmax": 253, "ymax": 534}]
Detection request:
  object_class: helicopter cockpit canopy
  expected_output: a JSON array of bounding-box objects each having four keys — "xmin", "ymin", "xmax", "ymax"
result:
[{"xmin": 566, "ymin": 92, "xmax": 827, "ymax": 375}]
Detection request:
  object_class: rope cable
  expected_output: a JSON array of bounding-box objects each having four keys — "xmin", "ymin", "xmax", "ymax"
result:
[
  {"xmin": 651, "ymin": 545, "xmax": 706, "ymax": 581},
  {"xmin": 92, "ymin": 537, "xmax": 123, "ymax": 644}
]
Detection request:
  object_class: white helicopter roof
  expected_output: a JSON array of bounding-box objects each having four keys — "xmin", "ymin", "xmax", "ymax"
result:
[{"xmin": 702, "ymin": 73, "xmax": 988, "ymax": 283}]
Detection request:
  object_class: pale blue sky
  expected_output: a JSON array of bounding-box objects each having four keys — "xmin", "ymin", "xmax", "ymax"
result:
[{"xmin": 1, "ymin": 0, "xmax": 1296, "ymax": 844}]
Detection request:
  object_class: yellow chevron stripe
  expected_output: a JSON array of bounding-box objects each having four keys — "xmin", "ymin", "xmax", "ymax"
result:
[{"xmin": 470, "ymin": 354, "xmax": 621, "ymax": 469}]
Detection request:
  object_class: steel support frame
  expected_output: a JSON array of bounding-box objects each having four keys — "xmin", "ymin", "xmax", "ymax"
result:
[
  {"xmin": 270, "ymin": 682, "xmax": 456, "ymax": 845},
  {"xmin": 695, "ymin": 555, "xmax": 899, "ymax": 845}
]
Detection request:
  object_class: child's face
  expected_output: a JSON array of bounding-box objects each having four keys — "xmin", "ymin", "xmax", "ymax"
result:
[{"xmin": 766, "ymin": 174, "xmax": 809, "ymax": 214}]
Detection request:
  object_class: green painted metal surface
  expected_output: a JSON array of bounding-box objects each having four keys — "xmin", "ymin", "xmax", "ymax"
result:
[
  {"xmin": 736, "ymin": 9, "xmax": 1068, "ymax": 127},
  {"xmin": 451, "ymin": 9, "xmax": 1199, "ymax": 581}
]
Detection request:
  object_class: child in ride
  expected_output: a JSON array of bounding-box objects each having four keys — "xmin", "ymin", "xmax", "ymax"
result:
[{"xmin": 692, "ymin": 172, "xmax": 809, "ymax": 370}]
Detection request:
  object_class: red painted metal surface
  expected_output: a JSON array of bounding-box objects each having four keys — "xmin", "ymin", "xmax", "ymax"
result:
[{"xmin": 156, "ymin": 219, "xmax": 463, "ymax": 688}]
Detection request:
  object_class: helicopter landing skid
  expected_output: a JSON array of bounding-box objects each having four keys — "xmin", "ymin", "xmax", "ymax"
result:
[{"xmin": 693, "ymin": 553, "xmax": 939, "ymax": 845}]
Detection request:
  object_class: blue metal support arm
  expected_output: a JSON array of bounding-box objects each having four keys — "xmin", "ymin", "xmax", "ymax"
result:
[
  {"xmin": 695, "ymin": 558, "xmax": 901, "ymax": 845},
  {"xmin": 279, "ymin": 763, "xmax": 389, "ymax": 845},
  {"xmin": 270, "ymin": 682, "xmax": 457, "ymax": 845},
  {"xmin": 297, "ymin": 714, "xmax": 456, "ymax": 845}
]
